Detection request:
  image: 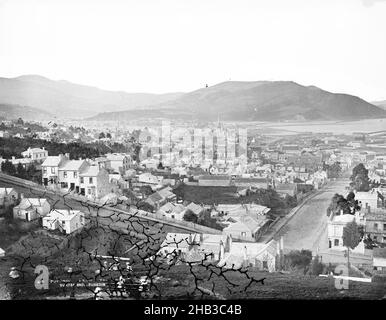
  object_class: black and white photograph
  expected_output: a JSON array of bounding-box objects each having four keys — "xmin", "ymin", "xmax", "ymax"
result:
[{"xmin": 0, "ymin": 0, "xmax": 385, "ymax": 314}]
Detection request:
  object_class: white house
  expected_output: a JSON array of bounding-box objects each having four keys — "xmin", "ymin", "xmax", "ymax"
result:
[
  {"xmin": 157, "ymin": 202, "xmax": 186, "ymax": 220},
  {"xmin": 105, "ymin": 153, "xmax": 131, "ymax": 174},
  {"xmin": 41, "ymin": 154, "xmax": 69, "ymax": 186},
  {"xmin": 58, "ymin": 159, "xmax": 89, "ymax": 192},
  {"xmin": 138, "ymin": 172, "xmax": 162, "ymax": 185},
  {"xmin": 21, "ymin": 147, "xmax": 48, "ymax": 162},
  {"xmin": 13, "ymin": 197, "xmax": 51, "ymax": 221},
  {"xmin": 42, "ymin": 209, "xmax": 86, "ymax": 234},
  {"xmin": 79, "ymin": 165, "xmax": 112, "ymax": 199},
  {"xmin": 355, "ymin": 190, "xmax": 383, "ymax": 210}
]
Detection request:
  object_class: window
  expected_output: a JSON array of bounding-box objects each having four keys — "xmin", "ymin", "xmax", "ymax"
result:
[
  {"xmin": 88, "ymin": 188, "xmax": 91, "ymax": 195},
  {"xmin": 43, "ymin": 167, "xmax": 47, "ymax": 174},
  {"xmin": 89, "ymin": 177, "xmax": 93, "ymax": 184},
  {"xmin": 374, "ymin": 223, "xmax": 378, "ymax": 229},
  {"xmin": 334, "ymin": 239, "xmax": 339, "ymax": 246},
  {"xmin": 241, "ymin": 232, "xmax": 246, "ymax": 238},
  {"xmin": 51, "ymin": 167, "xmax": 55, "ymax": 174},
  {"xmin": 74, "ymin": 172, "xmax": 77, "ymax": 178},
  {"xmin": 63, "ymin": 171, "xmax": 67, "ymax": 178},
  {"xmin": 374, "ymin": 236, "xmax": 378, "ymax": 241},
  {"xmin": 384, "ymin": 224, "xmax": 386, "ymax": 230},
  {"xmin": 80, "ymin": 177, "xmax": 84, "ymax": 183}
]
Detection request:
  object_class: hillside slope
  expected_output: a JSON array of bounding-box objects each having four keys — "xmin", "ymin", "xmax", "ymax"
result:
[
  {"xmin": 0, "ymin": 75, "xmax": 184, "ymax": 118},
  {"xmin": 89, "ymin": 81, "xmax": 386, "ymax": 121}
]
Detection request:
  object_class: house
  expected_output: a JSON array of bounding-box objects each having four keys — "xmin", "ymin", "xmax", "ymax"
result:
[
  {"xmin": 274, "ymin": 183, "xmax": 298, "ymax": 197},
  {"xmin": 13, "ymin": 197, "xmax": 51, "ymax": 221},
  {"xmin": 58, "ymin": 159, "xmax": 89, "ymax": 192},
  {"xmin": 79, "ymin": 165, "xmax": 112, "ymax": 199},
  {"xmin": 41, "ymin": 154, "xmax": 69, "ymax": 186},
  {"xmin": 105, "ymin": 153, "xmax": 131, "ymax": 174},
  {"xmin": 327, "ymin": 212, "xmax": 359, "ymax": 249},
  {"xmin": 185, "ymin": 202, "xmax": 205, "ymax": 217},
  {"xmin": 157, "ymin": 202, "xmax": 186, "ymax": 220},
  {"xmin": 143, "ymin": 192, "xmax": 165, "ymax": 211},
  {"xmin": 10, "ymin": 156, "xmax": 34, "ymax": 169},
  {"xmin": 138, "ymin": 172, "xmax": 161, "ymax": 185},
  {"xmin": 0, "ymin": 187, "xmax": 18, "ymax": 207},
  {"xmin": 373, "ymin": 248, "xmax": 386, "ymax": 273},
  {"xmin": 157, "ymin": 186, "xmax": 177, "ymax": 202},
  {"xmin": 21, "ymin": 147, "xmax": 48, "ymax": 162},
  {"xmin": 42, "ymin": 209, "xmax": 86, "ymax": 234},
  {"xmin": 355, "ymin": 190, "xmax": 384, "ymax": 209},
  {"xmin": 364, "ymin": 210, "xmax": 386, "ymax": 243},
  {"xmin": 222, "ymin": 214, "xmax": 271, "ymax": 242}
]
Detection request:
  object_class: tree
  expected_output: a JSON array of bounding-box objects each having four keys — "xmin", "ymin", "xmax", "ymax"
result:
[
  {"xmin": 16, "ymin": 117, "xmax": 24, "ymax": 125},
  {"xmin": 183, "ymin": 209, "xmax": 198, "ymax": 223},
  {"xmin": 350, "ymin": 163, "xmax": 370, "ymax": 192},
  {"xmin": 99, "ymin": 132, "xmax": 106, "ymax": 139},
  {"xmin": 106, "ymin": 132, "xmax": 112, "ymax": 139},
  {"xmin": 285, "ymin": 250, "xmax": 313, "ymax": 274},
  {"xmin": 343, "ymin": 220, "xmax": 361, "ymax": 250},
  {"xmin": 16, "ymin": 163, "xmax": 26, "ymax": 179},
  {"xmin": 342, "ymin": 220, "xmax": 362, "ymax": 276},
  {"xmin": 326, "ymin": 162, "xmax": 342, "ymax": 179},
  {"xmin": 310, "ymin": 255, "xmax": 324, "ymax": 276}
]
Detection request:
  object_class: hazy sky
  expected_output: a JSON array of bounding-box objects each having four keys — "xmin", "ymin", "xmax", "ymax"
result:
[{"xmin": 0, "ymin": 0, "xmax": 386, "ymax": 101}]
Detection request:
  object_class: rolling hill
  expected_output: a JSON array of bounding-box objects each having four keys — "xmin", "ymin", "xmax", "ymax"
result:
[
  {"xmin": 0, "ymin": 75, "xmax": 184, "ymax": 119},
  {"xmin": 88, "ymin": 81, "xmax": 386, "ymax": 122},
  {"xmin": 372, "ymin": 100, "xmax": 386, "ymax": 110},
  {"xmin": 0, "ymin": 104, "xmax": 54, "ymax": 121}
]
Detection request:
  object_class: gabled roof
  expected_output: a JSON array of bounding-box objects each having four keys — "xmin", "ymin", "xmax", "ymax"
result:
[
  {"xmin": 80, "ymin": 165, "xmax": 103, "ymax": 177},
  {"xmin": 0, "ymin": 188, "xmax": 16, "ymax": 196},
  {"xmin": 14, "ymin": 198, "xmax": 49, "ymax": 210},
  {"xmin": 42, "ymin": 156, "xmax": 64, "ymax": 167},
  {"xmin": 44, "ymin": 209, "xmax": 83, "ymax": 221},
  {"xmin": 59, "ymin": 160, "xmax": 87, "ymax": 171},
  {"xmin": 186, "ymin": 202, "xmax": 204, "ymax": 215}
]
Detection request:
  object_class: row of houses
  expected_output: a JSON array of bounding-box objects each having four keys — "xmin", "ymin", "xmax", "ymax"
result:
[{"xmin": 158, "ymin": 233, "xmax": 283, "ymax": 272}]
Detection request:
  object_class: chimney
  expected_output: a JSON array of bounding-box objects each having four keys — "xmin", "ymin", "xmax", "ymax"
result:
[
  {"xmin": 42, "ymin": 147, "xmax": 45, "ymax": 150},
  {"xmin": 12, "ymin": 156, "xmax": 15, "ymax": 160},
  {"xmin": 20, "ymin": 193, "xmax": 24, "ymax": 200},
  {"xmin": 280, "ymin": 236, "xmax": 284, "ymax": 252}
]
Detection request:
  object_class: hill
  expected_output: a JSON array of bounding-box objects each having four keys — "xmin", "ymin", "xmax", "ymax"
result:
[
  {"xmin": 0, "ymin": 75, "xmax": 184, "ymax": 119},
  {"xmin": 372, "ymin": 100, "xmax": 386, "ymax": 110},
  {"xmin": 89, "ymin": 81, "xmax": 386, "ymax": 122},
  {"xmin": 0, "ymin": 103, "xmax": 54, "ymax": 121}
]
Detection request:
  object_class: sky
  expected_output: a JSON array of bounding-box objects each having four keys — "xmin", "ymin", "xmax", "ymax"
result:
[{"xmin": 0, "ymin": 0, "xmax": 386, "ymax": 101}]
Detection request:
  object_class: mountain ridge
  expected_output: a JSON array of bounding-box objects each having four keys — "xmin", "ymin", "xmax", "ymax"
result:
[{"xmin": 88, "ymin": 80, "xmax": 386, "ymax": 122}]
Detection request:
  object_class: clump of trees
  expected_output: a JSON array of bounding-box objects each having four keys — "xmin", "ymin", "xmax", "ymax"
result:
[
  {"xmin": 183, "ymin": 209, "xmax": 198, "ymax": 223},
  {"xmin": 323, "ymin": 161, "xmax": 342, "ymax": 179},
  {"xmin": 284, "ymin": 249, "xmax": 313, "ymax": 274},
  {"xmin": 326, "ymin": 192, "xmax": 360, "ymax": 217},
  {"xmin": 350, "ymin": 163, "xmax": 370, "ymax": 192},
  {"xmin": 1, "ymin": 161, "xmax": 41, "ymax": 183}
]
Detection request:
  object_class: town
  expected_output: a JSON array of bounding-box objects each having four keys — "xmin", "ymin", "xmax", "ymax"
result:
[{"xmin": 1, "ymin": 117, "xmax": 385, "ymax": 299}]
